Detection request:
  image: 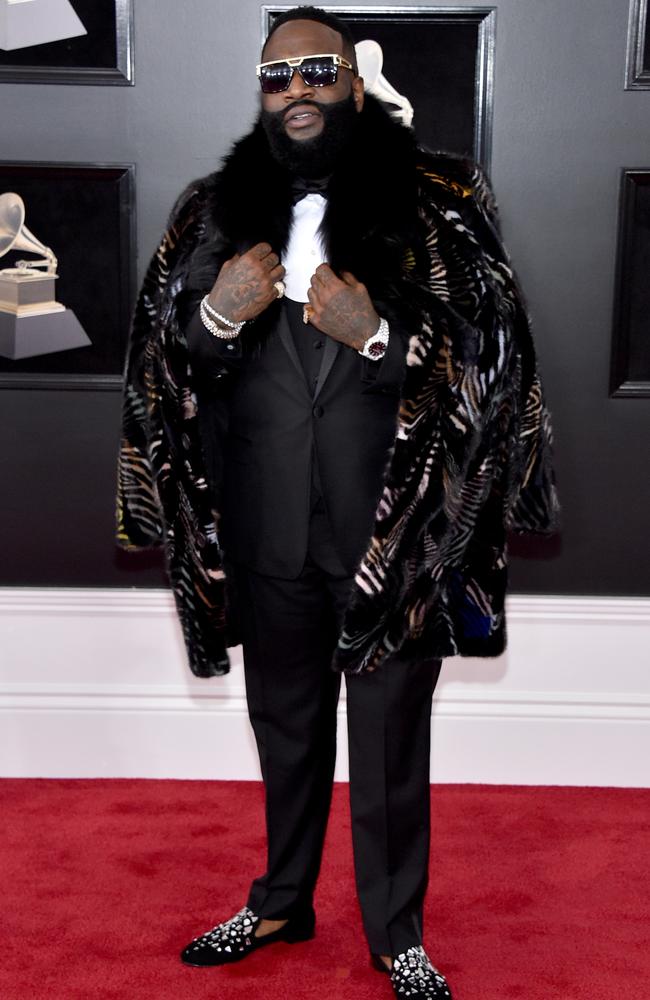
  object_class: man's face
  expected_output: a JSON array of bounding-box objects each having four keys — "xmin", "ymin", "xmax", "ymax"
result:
[{"xmin": 260, "ymin": 19, "xmax": 364, "ymax": 143}]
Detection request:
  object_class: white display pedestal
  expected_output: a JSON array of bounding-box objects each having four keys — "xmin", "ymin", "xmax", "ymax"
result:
[
  {"xmin": 0, "ymin": 0, "xmax": 87, "ymax": 52},
  {"xmin": 0, "ymin": 307, "xmax": 91, "ymax": 359}
]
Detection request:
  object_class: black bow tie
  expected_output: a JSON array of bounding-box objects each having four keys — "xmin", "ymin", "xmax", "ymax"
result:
[{"xmin": 291, "ymin": 175, "xmax": 329, "ymax": 204}]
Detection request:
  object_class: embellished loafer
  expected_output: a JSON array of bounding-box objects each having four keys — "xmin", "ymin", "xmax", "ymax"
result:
[
  {"xmin": 180, "ymin": 904, "xmax": 315, "ymax": 966},
  {"xmin": 371, "ymin": 946, "xmax": 453, "ymax": 998}
]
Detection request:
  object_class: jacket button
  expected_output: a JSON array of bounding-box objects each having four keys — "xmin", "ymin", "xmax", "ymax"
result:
[{"xmin": 313, "ymin": 405, "xmax": 324, "ymax": 418}]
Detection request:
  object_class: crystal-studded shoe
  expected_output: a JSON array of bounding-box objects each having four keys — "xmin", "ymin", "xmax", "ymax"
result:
[
  {"xmin": 371, "ymin": 946, "xmax": 453, "ymax": 999},
  {"xmin": 180, "ymin": 905, "xmax": 315, "ymax": 967}
]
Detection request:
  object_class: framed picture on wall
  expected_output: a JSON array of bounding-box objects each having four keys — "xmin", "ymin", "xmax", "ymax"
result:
[
  {"xmin": 0, "ymin": 162, "xmax": 135, "ymax": 390},
  {"xmin": 625, "ymin": 0, "xmax": 650, "ymax": 89},
  {"xmin": 610, "ymin": 170, "xmax": 650, "ymax": 397},
  {"xmin": 0, "ymin": 0, "xmax": 134, "ymax": 85},
  {"xmin": 261, "ymin": 5, "xmax": 496, "ymax": 168}
]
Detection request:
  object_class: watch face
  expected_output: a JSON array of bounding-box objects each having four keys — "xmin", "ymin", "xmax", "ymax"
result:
[{"xmin": 367, "ymin": 339, "xmax": 387, "ymax": 359}]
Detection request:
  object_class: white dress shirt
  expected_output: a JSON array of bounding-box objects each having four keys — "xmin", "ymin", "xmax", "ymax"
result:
[{"xmin": 283, "ymin": 193, "xmax": 327, "ymax": 303}]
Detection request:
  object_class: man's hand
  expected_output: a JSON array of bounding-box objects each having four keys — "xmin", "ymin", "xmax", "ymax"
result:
[
  {"xmin": 306, "ymin": 266, "xmax": 380, "ymax": 351},
  {"xmin": 207, "ymin": 243, "xmax": 285, "ymax": 325}
]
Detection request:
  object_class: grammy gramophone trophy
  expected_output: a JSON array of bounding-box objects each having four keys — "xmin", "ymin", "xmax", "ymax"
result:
[
  {"xmin": 354, "ymin": 40, "xmax": 414, "ymax": 127},
  {"xmin": 0, "ymin": 192, "xmax": 91, "ymax": 360}
]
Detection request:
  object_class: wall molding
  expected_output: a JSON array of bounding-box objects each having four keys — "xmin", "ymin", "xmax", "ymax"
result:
[
  {"xmin": 1, "ymin": 588, "xmax": 649, "ymax": 786},
  {"xmin": 3, "ymin": 683, "xmax": 650, "ymax": 722}
]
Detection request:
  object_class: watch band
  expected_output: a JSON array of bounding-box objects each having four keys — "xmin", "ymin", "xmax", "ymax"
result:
[{"xmin": 358, "ymin": 317, "xmax": 390, "ymax": 360}]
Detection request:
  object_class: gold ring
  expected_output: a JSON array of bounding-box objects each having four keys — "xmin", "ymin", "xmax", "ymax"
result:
[{"xmin": 274, "ymin": 280, "xmax": 285, "ymax": 299}]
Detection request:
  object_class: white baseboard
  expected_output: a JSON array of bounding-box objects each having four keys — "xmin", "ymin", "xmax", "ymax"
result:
[{"xmin": 1, "ymin": 588, "xmax": 649, "ymax": 786}]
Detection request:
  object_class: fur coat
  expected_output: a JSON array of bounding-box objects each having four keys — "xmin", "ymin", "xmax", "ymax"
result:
[{"xmin": 116, "ymin": 95, "xmax": 559, "ymax": 678}]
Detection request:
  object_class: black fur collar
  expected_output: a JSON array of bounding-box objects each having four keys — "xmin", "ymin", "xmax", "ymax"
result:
[{"xmin": 182, "ymin": 94, "xmax": 428, "ymax": 335}]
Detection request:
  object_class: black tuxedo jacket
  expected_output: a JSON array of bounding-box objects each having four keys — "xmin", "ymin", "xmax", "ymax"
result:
[{"xmin": 186, "ymin": 300, "xmax": 407, "ymax": 579}]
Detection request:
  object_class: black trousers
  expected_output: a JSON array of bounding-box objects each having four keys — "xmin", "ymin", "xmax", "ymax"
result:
[{"xmin": 233, "ymin": 505, "xmax": 442, "ymax": 955}]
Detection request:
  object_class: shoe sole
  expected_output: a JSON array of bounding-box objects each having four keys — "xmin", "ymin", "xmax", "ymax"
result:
[{"xmin": 181, "ymin": 927, "xmax": 315, "ymax": 966}]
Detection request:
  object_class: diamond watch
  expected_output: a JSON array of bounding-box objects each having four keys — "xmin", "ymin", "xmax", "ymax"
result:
[{"xmin": 358, "ymin": 317, "xmax": 390, "ymax": 360}]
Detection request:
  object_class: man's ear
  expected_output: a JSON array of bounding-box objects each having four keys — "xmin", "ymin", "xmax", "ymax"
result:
[{"xmin": 352, "ymin": 75, "xmax": 365, "ymax": 112}]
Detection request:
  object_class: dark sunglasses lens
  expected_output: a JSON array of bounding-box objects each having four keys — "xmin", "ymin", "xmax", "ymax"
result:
[
  {"xmin": 260, "ymin": 63, "xmax": 293, "ymax": 93},
  {"xmin": 300, "ymin": 57, "xmax": 338, "ymax": 87}
]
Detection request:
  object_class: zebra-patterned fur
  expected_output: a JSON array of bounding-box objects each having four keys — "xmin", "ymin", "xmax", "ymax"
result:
[{"xmin": 116, "ymin": 96, "xmax": 559, "ymax": 678}]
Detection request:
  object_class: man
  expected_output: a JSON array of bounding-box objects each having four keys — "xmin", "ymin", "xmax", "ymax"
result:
[{"xmin": 117, "ymin": 7, "xmax": 558, "ymax": 998}]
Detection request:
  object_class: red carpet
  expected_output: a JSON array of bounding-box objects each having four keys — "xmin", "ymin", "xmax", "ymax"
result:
[{"xmin": 1, "ymin": 780, "xmax": 649, "ymax": 999}]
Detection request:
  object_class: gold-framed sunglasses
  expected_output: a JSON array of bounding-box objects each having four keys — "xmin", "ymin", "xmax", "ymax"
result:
[{"xmin": 256, "ymin": 53, "xmax": 354, "ymax": 94}]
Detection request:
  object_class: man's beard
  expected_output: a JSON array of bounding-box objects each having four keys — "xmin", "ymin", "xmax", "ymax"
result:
[{"xmin": 260, "ymin": 92, "xmax": 359, "ymax": 178}]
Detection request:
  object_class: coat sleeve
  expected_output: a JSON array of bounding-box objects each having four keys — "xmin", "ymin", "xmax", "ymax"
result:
[
  {"xmin": 116, "ymin": 187, "xmax": 201, "ymax": 551},
  {"xmin": 333, "ymin": 160, "xmax": 559, "ymax": 674},
  {"xmin": 116, "ymin": 182, "xmax": 237, "ymax": 678},
  {"xmin": 467, "ymin": 161, "xmax": 560, "ymax": 535}
]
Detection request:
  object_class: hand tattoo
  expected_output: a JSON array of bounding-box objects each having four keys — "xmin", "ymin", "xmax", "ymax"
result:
[
  {"xmin": 207, "ymin": 243, "xmax": 285, "ymax": 325},
  {"xmin": 306, "ymin": 266, "xmax": 379, "ymax": 351}
]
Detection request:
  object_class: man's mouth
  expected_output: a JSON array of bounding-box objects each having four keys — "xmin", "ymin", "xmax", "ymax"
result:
[{"xmin": 284, "ymin": 106, "xmax": 322, "ymax": 129}]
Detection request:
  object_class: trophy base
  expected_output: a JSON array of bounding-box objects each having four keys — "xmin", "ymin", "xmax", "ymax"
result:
[
  {"xmin": 0, "ymin": 271, "xmax": 58, "ymax": 311},
  {"xmin": 0, "ymin": 308, "xmax": 91, "ymax": 360},
  {"xmin": 0, "ymin": 0, "xmax": 87, "ymax": 51}
]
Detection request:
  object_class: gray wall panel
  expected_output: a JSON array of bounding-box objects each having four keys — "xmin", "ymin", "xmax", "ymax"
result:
[{"xmin": 1, "ymin": 0, "xmax": 649, "ymax": 593}]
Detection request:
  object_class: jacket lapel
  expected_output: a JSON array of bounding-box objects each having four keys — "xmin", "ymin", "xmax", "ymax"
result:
[
  {"xmin": 277, "ymin": 306, "xmax": 308, "ymax": 388},
  {"xmin": 279, "ymin": 301, "xmax": 341, "ymax": 400},
  {"xmin": 313, "ymin": 335, "xmax": 340, "ymax": 401}
]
